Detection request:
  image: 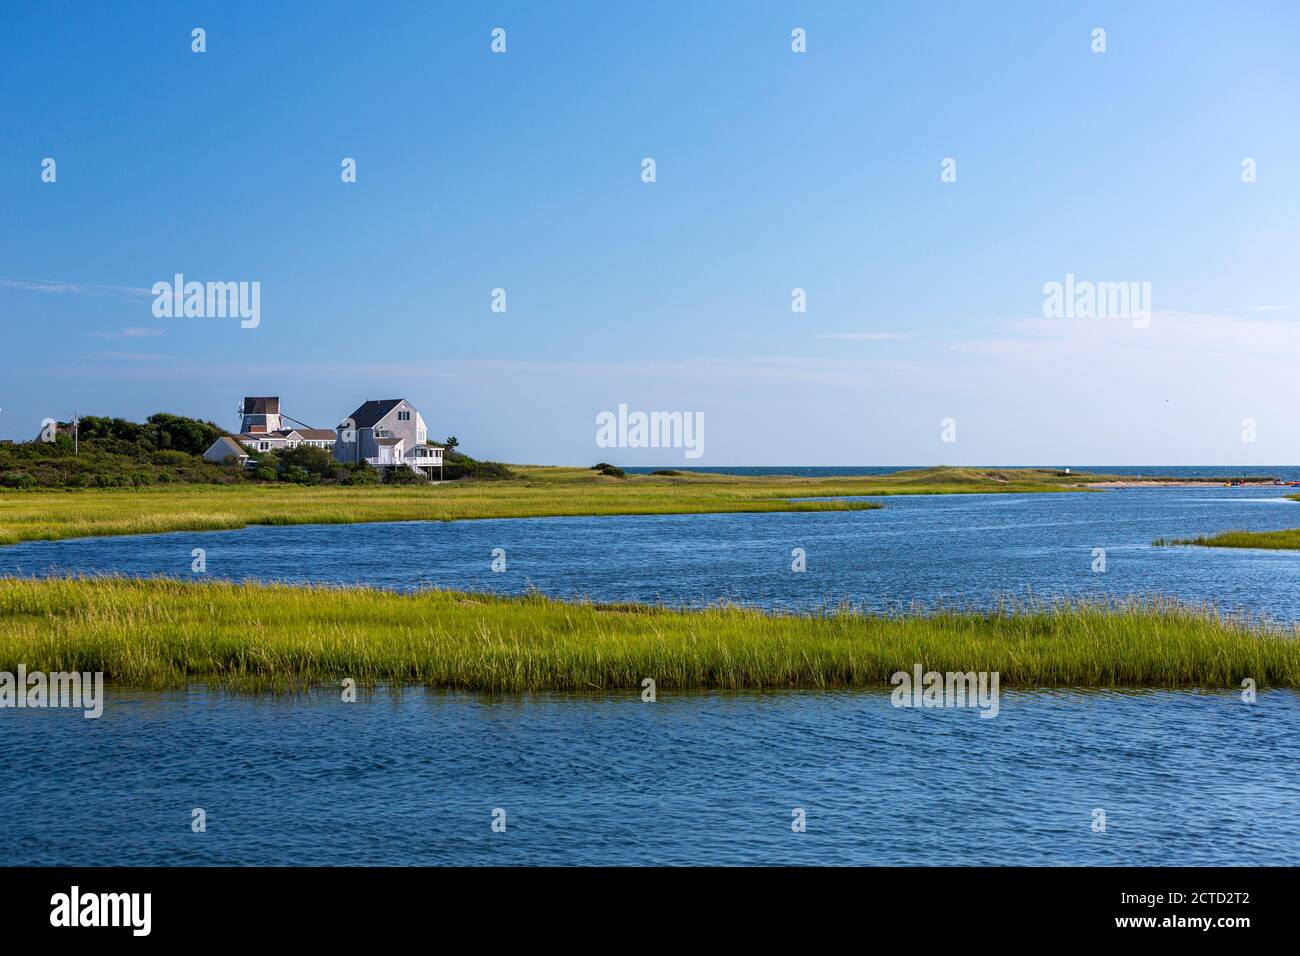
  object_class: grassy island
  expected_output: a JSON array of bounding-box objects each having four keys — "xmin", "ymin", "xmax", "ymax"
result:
[
  {"xmin": 1155, "ymin": 528, "xmax": 1300, "ymax": 551},
  {"xmin": 1, "ymin": 577, "xmax": 1294, "ymax": 691}
]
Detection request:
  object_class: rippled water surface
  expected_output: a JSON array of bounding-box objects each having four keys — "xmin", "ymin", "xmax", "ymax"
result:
[
  {"xmin": 2, "ymin": 687, "xmax": 1297, "ymax": 866},
  {"xmin": 2, "ymin": 487, "xmax": 1298, "ymax": 617},
  {"xmin": 2, "ymin": 486, "xmax": 1299, "ymax": 865}
]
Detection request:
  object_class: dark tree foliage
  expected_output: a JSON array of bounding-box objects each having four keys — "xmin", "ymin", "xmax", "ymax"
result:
[
  {"xmin": 442, "ymin": 447, "xmax": 513, "ymax": 481},
  {"xmin": 382, "ymin": 464, "xmax": 428, "ymax": 485},
  {"xmin": 0, "ymin": 413, "xmax": 240, "ymax": 488},
  {"xmin": 277, "ymin": 444, "xmax": 337, "ymax": 481}
]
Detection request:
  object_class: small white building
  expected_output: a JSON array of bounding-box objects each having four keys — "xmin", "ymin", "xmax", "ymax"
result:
[{"xmin": 202, "ymin": 435, "xmax": 252, "ymax": 466}]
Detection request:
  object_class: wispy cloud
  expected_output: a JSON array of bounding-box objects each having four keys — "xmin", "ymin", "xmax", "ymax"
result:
[
  {"xmin": 1, "ymin": 277, "xmax": 152, "ymax": 299},
  {"xmin": 816, "ymin": 332, "xmax": 915, "ymax": 342},
  {"xmin": 89, "ymin": 326, "xmax": 165, "ymax": 340},
  {"xmin": 89, "ymin": 351, "xmax": 171, "ymax": 362},
  {"xmin": 945, "ymin": 311, "xmax": 1300, "ymax": 361}
]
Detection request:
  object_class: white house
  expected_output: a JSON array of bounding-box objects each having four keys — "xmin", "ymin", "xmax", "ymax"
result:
[
  {"xmin": 333, "ymin": 398, "xmax": 443, "ymax": 479},
  {"xmin": 236, "ymin": 427, "xmax": 337, "ymax": 454},
  {"xmin": 202, "ymin": 435, "xmax": 251, "ymax": 466}
]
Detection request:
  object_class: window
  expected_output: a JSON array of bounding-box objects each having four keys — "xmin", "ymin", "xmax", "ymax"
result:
[{"xmin": 398, "ymin": 410, "xmax": 411, "ymax": 422}]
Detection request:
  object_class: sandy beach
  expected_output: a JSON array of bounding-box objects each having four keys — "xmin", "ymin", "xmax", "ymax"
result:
[{"xmin": 1086, "ymin": 480, "xmax": 1287, "ymax": 489}]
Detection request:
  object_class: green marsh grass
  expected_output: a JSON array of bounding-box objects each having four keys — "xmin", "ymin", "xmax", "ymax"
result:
[
  {"xmin": 1152, "ymin": 493, "xmax": 1300, "ymax": 549},
  {"xmin": 0, "ymin": 466, "xmax": 1107, "ymax": 547},
  {"xmin": 1154, "ymin": 528, "xmax": 1300, "ymax": 550},
  {"xmin": 1, "ymin": 577, "xmax": 1295, "ymax": 692}
]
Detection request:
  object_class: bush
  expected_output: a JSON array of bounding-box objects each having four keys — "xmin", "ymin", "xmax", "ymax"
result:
[
  {"xmin": 598, "ymin": 464, "xmax": 626, "ymax": 479},
  {"xmin": 150, "ymin": 449, "xmax": 197, "ymax": 468},
  {"xmin": 146, "ymin": 413, "xmax": 224, "ymax": 456},
  {"xmin": 382, "ymin": 465, "xmax": 427, "ymax": 485},
  {"xmin": 341, "ymin": 465, "xmax": 379, "ymax": 486},
  {"xmin": 0, "ymin": 412, "xmax": 245, "ymax": 489},
  {"xmin": 442, "ymin": 448, "xmax": 513, "ymax": 481},
  {"xmin": 279, "ymin": 444, "xmax": 336, "ymax": 479}
]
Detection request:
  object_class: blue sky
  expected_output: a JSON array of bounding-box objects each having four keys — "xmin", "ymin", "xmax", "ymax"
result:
[{"xmin": 2, "ymin": 1, "xmax": 1298, "ymax": 464}]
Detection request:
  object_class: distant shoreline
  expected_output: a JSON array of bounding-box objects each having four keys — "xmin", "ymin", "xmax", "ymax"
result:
[{"xmin": 1089, "ymin": 480, "xmax": 1286, "ymax": 489}]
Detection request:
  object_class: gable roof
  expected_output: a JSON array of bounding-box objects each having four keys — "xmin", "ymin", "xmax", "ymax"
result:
[
  {"xmin": 209, "ymin": 436, "xmax": 250, "ymax": 458},
  {"xmin": 291, "ymin": 429, "xmax": 338, "ymax": 440},
  {"xmin": 242, "ymin": 396, "xmax": 280, "ymax": 414},
  {"xmin": 344, "ymin": 399, "xmax": 406, "ymax": 429}
]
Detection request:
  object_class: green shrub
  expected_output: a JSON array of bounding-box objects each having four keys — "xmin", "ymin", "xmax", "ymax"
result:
[
  {"xmin": 383, "ymin": 465, "xmax": 427, "ymax": 485},
  {"xmin": 150, "ymin": 449, "xmax": 197, "ymax": 468},
  {"xmin": 341, "ymin": 465, "xmax": 379, "ymax": 486},
  {"xmin": 279, "ymin": 444, "xmax": 336, "ymax": 479},
  {"xmin": 442, "ymin": 448, "xmax": 513, "ymax": 481}
]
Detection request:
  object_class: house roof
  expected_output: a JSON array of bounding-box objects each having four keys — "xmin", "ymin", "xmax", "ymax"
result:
[
  {"xmin": 344, "ymin": 399, "xmax": 406, "ymax": 429},
  {"xmin": 210, "ymin": 436, "xmax": 249, "ymax": 457},
  {"xmin": 374, "ymin": 436, "xmax": 403, "ymax": 446},
  {"xmin": 242, "ymin": 396, "xmax": 280, "ymax": 414},
  {"xmin": 236, "ymin": 430, "xmax": 335, "ymax": 442}
]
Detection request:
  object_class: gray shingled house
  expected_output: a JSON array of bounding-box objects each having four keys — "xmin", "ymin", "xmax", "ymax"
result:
[{"xmin": 333, "ymin": 398, "xmax": 444, "ymax": 479}]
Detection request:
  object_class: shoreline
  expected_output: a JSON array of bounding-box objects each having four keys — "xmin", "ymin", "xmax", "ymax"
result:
[{"xmin": 1088, "ymin": 480, "xmax": 1287, "ymax": 488}]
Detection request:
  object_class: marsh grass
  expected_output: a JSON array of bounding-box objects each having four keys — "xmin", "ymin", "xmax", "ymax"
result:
[
  {"xmin": 1154, "ymin": 528, "xmax": 1300, "ymax": 550},
  {"xmin": 1, "ymin": 576, "xmax": 1294, "ymax": 692},
  {"xmin": 0, "ymin": 466, "xmax": 1107, "ymax": 547}
]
